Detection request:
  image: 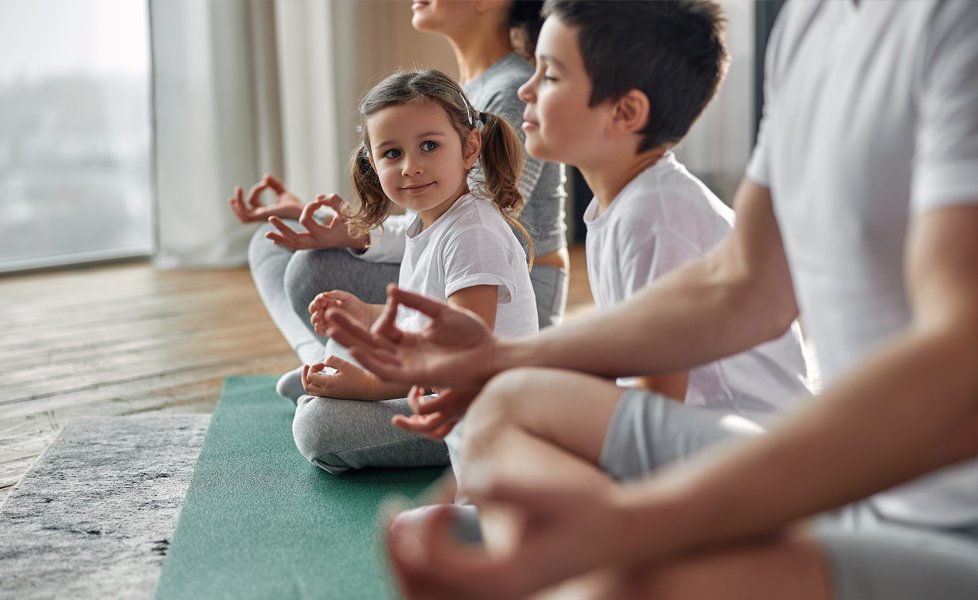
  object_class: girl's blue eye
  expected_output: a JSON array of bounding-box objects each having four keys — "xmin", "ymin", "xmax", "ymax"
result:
[
  {"xmin": 383, "ymin": 148, "xmax": 401, "ymax": 159},
  {"xmin": 420, "ymin": 141, "xmax": 439, "ymax": 152}
]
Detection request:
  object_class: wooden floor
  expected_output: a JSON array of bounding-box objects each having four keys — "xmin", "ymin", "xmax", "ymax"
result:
[{"xmin": 0, "ymin": 245, "xmax": 592, "ymax": 504}]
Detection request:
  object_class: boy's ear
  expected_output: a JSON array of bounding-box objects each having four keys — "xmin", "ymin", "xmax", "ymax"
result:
[
  {"xmin": 609, "ymin": 89, "xmax": 651, "ymax": 138},
  {"xmin": 464, "ymin": 129, "xmax": 482, "ymax": 169}
]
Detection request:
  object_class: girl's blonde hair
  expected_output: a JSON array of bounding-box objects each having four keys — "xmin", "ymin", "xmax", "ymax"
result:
[{"xmin": 346, "ymin": 69, "xmax": 533, "ymax": 263}]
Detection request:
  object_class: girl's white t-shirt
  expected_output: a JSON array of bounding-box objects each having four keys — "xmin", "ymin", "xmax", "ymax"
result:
[{"xmin": 397, "ymin": 192, "xmax": 538, "ymax": 339}]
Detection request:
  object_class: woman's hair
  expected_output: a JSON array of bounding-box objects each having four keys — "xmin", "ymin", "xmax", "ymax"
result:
[
  {"xmin": 508, "ymin": 1, "xmax": 545, "ymax": 61},
  {"xmin": 348, "ymin": 69, "xmax": 533, "ymax": 262}
]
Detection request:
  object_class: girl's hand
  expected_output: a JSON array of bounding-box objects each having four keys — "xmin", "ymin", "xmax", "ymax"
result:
[
  {"xmin": 309, "ymin": 290, "xmax": 371, "ymax": 335},
  {"xmin": 265, "ymin": 194, "xmax": 369, "ymax": 251},
  {"xmin": 390, "ymin": 386, "xmax": 475, "ymax": 440},
  {"xmin": 301, "ymin": 356, "xmax": 409, "ymax": 401},
  {"xmin": 228, "ymin": 174, "xmax": 304, "ymax": 222}
]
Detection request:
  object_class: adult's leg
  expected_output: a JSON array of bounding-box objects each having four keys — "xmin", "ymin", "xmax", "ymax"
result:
[
  {"xmin": 540, "ymin": 527, "xmax": 832, "ymax": 600},
  {"xmin": 543, "ymin": 504, "xmax": 978, "ymax": 600},
  {"xmin": 529, "ymin": 264, "xmax": 568, "ymax": 329},
  {"xmin": 248, "ymin": 224, "xmax": 322, "ymax": 364},
  {"xmin": 460, "ymin": 368, "xmax": 762, "ymax": 492}
]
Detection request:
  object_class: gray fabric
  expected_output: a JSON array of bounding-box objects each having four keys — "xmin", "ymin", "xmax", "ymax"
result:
[
  {"xmin": 291, "ymin": 342, "xmax": 448, "ymax": 474},
  {"xmin": 812, "ymin": 503, "xmax": 978, "ymax": 600},
  {"xmin": 599, "ymin": 387, "xmax": 763, "ymax": 481},
  {"xmin": 248, "ymin": 224, "xmax": 323, "ymax": 364},
  {"xmin": 529, "ymin": 263, "xmax": 568, "ymax": 329},
  {"xmin": 0, "ymin": 415, "xmax": 208, "ymax": 599},
  {"xmin": 292, "ymin": 394, "xmax": 449, "ymax": 474},
  {"xmin": 601, "ymin": 389, "xmax": 978, "ymax": 598},
  {"xmin": 275, "ymin": 365, "xmax": 305, "ymax": 404},
  {"xmin": 284, "ymin": 247, "xmax": 400, "ymax": 321},
  {"xmin": 464, "ymin": 52, "xmax": 568, "ymax": 258}
]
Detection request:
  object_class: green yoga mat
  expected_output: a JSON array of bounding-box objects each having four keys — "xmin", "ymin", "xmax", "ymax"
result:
[{"xmin": 155, "ymin": 376, "xmax": 443, "ymax": 600}]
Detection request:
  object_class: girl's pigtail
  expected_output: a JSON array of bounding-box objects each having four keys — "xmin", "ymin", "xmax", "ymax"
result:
[
  {"xmin": 346, "ymin": 145, "xmax": 390, "ymax": 239},
  {"xmin": 477, "ymin": 111, "xmax": 535, "ymax": 267}
]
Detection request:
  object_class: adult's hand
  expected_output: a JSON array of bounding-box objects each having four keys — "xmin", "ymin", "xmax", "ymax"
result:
[
  {"xmin": 386, "ymin": 474, "xmax": 632, "ymax": 600},
  {"xmin": 324, "ymin": 286, "xmax": 499, "ymax": 389},
  {"xmin": 265, "ymin": 194, "xmax": 369, "ymax": 251},
  {"xmin": 228, "ymin": 174, "xmax": 304, "ymax": 223}
]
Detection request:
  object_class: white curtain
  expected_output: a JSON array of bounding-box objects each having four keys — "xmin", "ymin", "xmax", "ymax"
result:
[
  {"xmin": 674, "ymin": 0, "xmax": 754, "ymax": 204},
  {"xmin": 150, "ymin": 0, "xmax": 454, "ymax": 268}
]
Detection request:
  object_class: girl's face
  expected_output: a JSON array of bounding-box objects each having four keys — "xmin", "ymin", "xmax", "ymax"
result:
[{"xmin": 366, "ymin": 99, "xmax": 479, "ymax": 226}]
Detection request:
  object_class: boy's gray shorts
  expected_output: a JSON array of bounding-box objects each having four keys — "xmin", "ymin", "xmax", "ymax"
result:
[{"xmin": 599, "ymin": 388, "xmax": 978, "ymax": 600}]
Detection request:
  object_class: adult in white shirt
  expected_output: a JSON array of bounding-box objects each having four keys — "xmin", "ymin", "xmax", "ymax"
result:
[{"xmin": 324, "ymin": 1, "xmax": 978, "ymax": 598}]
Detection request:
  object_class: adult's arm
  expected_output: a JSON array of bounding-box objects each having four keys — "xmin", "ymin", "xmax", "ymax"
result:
[
  {"xmin": 605, "ymin": 202, "xmax": 978, "ymax": 566},
  {"xmin": 494, "ymin": 178, "xmax": 799, "ymax": 379},
  {"xmin": 326, "ymin": 179, "xmax": 798, "ymax": 388}
]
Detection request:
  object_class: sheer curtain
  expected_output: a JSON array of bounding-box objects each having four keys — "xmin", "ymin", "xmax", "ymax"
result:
[{"xmin": 150, "ymin": 0, "xmax": 454, "ymax": 268}]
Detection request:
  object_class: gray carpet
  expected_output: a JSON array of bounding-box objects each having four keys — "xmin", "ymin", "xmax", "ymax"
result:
[{"xmin": 0, "ymin": 415, "xmax": 209, "ymax": 600}]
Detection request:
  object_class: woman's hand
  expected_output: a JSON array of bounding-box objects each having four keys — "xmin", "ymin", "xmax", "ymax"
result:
[{"xmin": 228, "ymin": 174, "xmax": 304, "ymax": 222}]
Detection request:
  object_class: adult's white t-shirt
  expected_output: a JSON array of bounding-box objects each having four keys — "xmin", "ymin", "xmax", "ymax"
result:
[
  {"xmin": 747, "ymin": 0, "xmax": 978, "ymax": 526},
  {"xmin": 397, "ymin": 192, "xmax": 539, "ymax": 340}
]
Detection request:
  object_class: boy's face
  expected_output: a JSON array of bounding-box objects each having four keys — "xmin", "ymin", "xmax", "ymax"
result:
[{"xmin": 518, "ymin": 16, "xmax": 613, "ymax": 167}]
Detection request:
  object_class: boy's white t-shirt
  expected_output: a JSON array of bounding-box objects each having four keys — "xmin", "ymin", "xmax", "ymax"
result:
[
  {"xmin": 747, "ymin": 0, "xmax": 978, "ymax": 525},
  {"xmin": 584, "ymin": 153, "xmax": 811, "ymax": 425},
  {"xmin": 397, "ymin": 192, "xmax": 538, "ymax": 339}
]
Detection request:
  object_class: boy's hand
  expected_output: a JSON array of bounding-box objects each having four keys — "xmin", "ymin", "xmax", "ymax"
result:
[
  {"xmin": 228, "ymin": 174, "xmax": 304, "ymax": 222},
  {"xmin": 265, "ymin": 194, "xmax": 369, "ymax": 251},
  {"xmin": 301, "ymin": 357, "xmax": 407, "ymax": 401},
  {"xmin": 391, "ymin": 386, "xmax": 477, "ymax": 440},
  {"xmin": 309, "ymin": 290, "xmax": 371, "ymax": 336}
]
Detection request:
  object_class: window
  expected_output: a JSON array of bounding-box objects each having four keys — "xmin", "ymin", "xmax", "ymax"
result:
[{"xmin": 0, "ymin": 0, "xmax": 153, "ymax": 272}]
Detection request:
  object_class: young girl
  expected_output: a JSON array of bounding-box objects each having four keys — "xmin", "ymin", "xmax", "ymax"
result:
[{"xmin": 291, "ymin": 69, "xmax": 539, "ymax": 474}]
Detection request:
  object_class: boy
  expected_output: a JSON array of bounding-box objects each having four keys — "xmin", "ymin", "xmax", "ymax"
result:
[{"xmin": 515, "ymin": 0, "xmax": 809, "ymax": 423}]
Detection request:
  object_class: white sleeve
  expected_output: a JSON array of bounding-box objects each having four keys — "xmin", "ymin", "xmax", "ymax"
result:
[
  {"xmin": 745, "ymin": 3, "xmax": 792, "ymax": 188},
  {"xmin": 912, "ymin": 0, "xmax": 978, "ymax": 212},
  {"xmin": 355, "ymin": 212, "xmax": 415, "ymax": 264},
  {"xmin": 442, "ymin": 226, "xmax": 520, "ymax": 304}
]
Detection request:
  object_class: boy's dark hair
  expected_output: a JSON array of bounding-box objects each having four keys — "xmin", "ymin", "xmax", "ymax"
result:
[
  {"xmin": 543, "ymin": 0, "xmax": 728, "ymax": 152},
  {"xmin": 508, "ymin": 1, "xmax": 545, "ymax": 61}
]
